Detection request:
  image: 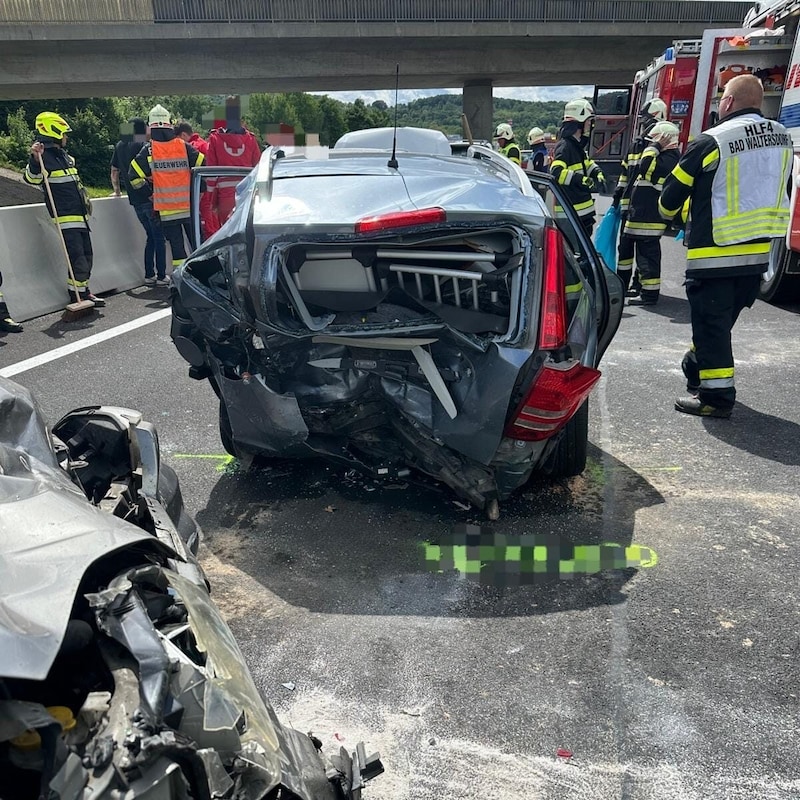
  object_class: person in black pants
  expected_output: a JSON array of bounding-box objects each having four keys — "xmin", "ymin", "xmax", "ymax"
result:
[{"xmin": 660, "ymin": 75, "xmax": 792, "ymax": 418}]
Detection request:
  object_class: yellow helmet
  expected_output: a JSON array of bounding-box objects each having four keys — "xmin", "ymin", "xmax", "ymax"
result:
[{"xmin": 35, "ymin": 112, "xmax": 71, "ymax": 140}]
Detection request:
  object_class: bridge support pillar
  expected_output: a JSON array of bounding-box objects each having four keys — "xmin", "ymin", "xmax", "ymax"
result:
[{"xmin": 462, "ymin": 80, "xmax": 493, "ymax": 143}]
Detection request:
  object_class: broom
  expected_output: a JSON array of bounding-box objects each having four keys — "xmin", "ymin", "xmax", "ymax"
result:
[{"xmin": 36, "ymin": 149, "xmax": 96, "ymax": 320}]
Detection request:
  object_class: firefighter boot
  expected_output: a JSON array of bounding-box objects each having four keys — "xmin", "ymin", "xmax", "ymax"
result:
[
  {"xmin": 0, "ymin": 316, "xmax": 23, "ymax": 333},
  {"xmin": 674, "ymin": 396, "xmax": 732, "ymax": 419},
  {"xmin": 681, "ymin": 349, "xmax": 700, "ymax": 395}
]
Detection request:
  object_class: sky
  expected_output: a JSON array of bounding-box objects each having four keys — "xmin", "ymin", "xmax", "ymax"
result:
[{"xmin": 310, "ymin": 85, "xmax": 593, "ymax": 106}]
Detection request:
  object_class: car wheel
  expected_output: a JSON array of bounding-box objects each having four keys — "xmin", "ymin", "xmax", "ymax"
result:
[
  {"xmin": 546, "ymin": 399, "xmax": 589, "ymax": 478},
  {"xmin": 760, "ymin": 239, "xmax": 800, "ymax": 304}
]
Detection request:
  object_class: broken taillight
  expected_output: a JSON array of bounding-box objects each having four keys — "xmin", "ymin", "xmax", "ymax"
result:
[
  {"xmin": 504, "ymin": 361, "xmax": 600, "ymax": 441},
  {"xmin": 539, "ymin": 225, "xmax": 568, "ymax": 350},
  {"xmin": 355, "ymin": 207, "xmax": 446, "ymax": 233}
]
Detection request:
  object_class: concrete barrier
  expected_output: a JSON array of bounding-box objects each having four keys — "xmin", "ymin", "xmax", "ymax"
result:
[{"xmin": 0, "ymin": 196, "xmax": 147, "ymax": 321}]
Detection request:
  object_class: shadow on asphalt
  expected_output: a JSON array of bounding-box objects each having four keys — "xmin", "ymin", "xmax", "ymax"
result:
[
  {"xmin": 702, "ymin": 402, "xmax": 800, "ymax": 466},
  {"xmin": 42, "ymin": 312, "xmax": 106, "ymax": 340},
  {"xmin": 196, "ymin": 444, "xmax": 665, "ymax": 617},
  {"xmin": 628, "ymin": 293, "xmax": 690, "ymax": 324}
]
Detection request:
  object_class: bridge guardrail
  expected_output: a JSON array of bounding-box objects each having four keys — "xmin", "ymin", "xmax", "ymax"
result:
[
  {"xmin": 0, "ymin": 198, "xmax": 147, "ymax": 322},
  {"xmin": 0, "ymin": 0, "xmax": 745, "ymax": 24}
]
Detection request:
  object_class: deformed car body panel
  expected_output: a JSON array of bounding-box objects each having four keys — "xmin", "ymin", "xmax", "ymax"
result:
[
  {"xmin": 0, "ymin": 378, "xmax": 383, "ymax": 800},
  {"xmin": 174, "ymin": 133, "xmax": 623, "ymax": 510}
]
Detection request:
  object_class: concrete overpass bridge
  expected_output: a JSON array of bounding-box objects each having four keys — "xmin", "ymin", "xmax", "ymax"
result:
[{"xmin": 0, "ymin": 0, "xmax": 750, "ymax": 138}]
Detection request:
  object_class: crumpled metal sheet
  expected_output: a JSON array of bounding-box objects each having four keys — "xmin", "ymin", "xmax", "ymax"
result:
[
  {"xmin": 164, "ymin": 571, "xmax": 283, "ymax": 794},
  {"xmin": 219, "ymin": 373, "xmax": 309, "ymax": 454},
  {"xmin": 0, "ymin": 379, "xmax": 173, "ymax": 682}
]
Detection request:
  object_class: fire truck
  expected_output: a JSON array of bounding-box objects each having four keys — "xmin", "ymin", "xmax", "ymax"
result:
[{"xmin": 591, "ymin": 0, "xmax": 800, "ymax": 303}]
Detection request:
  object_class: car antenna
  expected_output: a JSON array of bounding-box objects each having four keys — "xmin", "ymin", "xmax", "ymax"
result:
[{"xmin": 388, "ymin": 64, "xmax": 400, "ymax": 170}]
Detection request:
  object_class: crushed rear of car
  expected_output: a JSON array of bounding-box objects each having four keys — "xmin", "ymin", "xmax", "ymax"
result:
[{"xmin": 171, "ymin": 128, "xmax": 623, "ymax": 517}]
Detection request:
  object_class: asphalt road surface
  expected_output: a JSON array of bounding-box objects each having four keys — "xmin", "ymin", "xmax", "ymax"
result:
[{"xmin": 2, "ymin": 233, "xmax": 799, "ymax": 800}]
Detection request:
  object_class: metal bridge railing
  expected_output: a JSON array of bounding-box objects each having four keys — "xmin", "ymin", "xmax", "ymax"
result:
[{"xmin": 0, "ymin": 0, "xmax": 747, "ymax": 25}]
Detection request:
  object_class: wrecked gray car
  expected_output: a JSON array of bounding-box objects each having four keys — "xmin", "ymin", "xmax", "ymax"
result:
[
  {"xmin": 0, "ymin": 378, "xmax": 382, "ymax": 799},
  {"xmin": 171, "ymin": 128, "xmax": 623, "ymax": 517}
]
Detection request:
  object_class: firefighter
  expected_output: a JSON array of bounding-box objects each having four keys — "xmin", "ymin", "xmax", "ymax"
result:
[
  {"xmin": 24, "ymin": 112, "xmax": 104, "ymax": 307},
  {"xmin": 526, "ymin": 127, "xmax": 549, "ymax": 171},
  {"xmin": 494, "ymin": 123, "xmax": 521, "ymax": 165},
  {"xmin": 659, "ymin": 74, "xmax": 792, "ymax": 418},
  {"xmin": 550, "ymin": 99, "xmax": 607, "ymax": 235},
  {"xmin": 613, "ymin": 97, "xmax": 668, "ymax": 297},
  {"xmin": 129, "ymin": 105, "xmax": 205, "ymax": 274},
  {"xmin": 621, "ymin": 121, "xmax": 681, "ymax": 306}
]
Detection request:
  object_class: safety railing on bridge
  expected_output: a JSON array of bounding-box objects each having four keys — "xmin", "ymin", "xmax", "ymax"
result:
[{"xmin": 0, "ymin": 0, "xmax": 747, "ymax": 25}]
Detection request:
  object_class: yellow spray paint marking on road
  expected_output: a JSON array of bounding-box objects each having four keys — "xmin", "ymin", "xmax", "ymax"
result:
[{"xmin": 173, "ymin": 453, "xmax": 236, "ymax": 472}]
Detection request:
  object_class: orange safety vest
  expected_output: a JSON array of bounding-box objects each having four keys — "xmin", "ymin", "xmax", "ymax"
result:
[{"xmin": 151, "ymin": 138, "xmax": 190, "ymax": 218}]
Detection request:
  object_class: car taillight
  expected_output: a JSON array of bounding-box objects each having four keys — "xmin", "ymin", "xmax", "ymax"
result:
[
  {"xmin": 505, "ymin": 361, "xmax": 600, "ymax": 441},
  {"xmin": 539, "ymin": 225, "xmax": 567, "ymax": 350},
  {"xmin": 355, "ymin": 207, "xmax": 446, "ymax": 233}
]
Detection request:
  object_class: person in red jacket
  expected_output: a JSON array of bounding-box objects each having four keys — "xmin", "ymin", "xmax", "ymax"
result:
[
  {"xmin": 175, "ymin": 122, "xmax": 216, "ymax": 240},
  {"xmin": 205, "ymin": 98, "xmax": 261, "ymax": 231}
]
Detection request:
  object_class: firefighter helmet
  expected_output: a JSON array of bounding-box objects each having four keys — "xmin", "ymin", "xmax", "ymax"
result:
[
  {"xmin": 35, "ymin": 112, "xmax": 71, "ymax": 141},
  {"xmin": 640, "ymin": 97, "xmax": 668, "ymax": 122},
  {"xmin": 527, "ymin": 127, "xmax": 546, "ymax": 145},
  {"xmin": 563, "ymin": 98, "xmax": 594, "ymax": 123},
  {"xmin": 148, "ymin": 104, "xmax": 172, "ymax": 127},
  {"xmin": 647, "ymin": 121, "xmax": 680, "ymax": 146},
  {"xmin": 494, "ymin": 123, "xmax": 514, "ymax": 140}
]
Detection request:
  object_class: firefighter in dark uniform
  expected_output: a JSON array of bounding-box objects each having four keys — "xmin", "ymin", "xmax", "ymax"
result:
[
  {"xmin": 660, "ymin": 74, "xmax": 792, "ymax": 418},
  {"xmin": 613, "ymin": 97, "xmax": 668, "ymax": 297},
  {"xmin": 621, "ymin": 121, "xmax": 682, "ymax": 305},
  {"xmin": 494, "ymin": 124, "xmax": 521, "ymax": 165},
  {"xmin": 24, "ymin": 112, "xmax": 104, "ymax": 306},
  {"xmin": 550, "ymin": 99, "xmax": 607, "ymax": 235}
]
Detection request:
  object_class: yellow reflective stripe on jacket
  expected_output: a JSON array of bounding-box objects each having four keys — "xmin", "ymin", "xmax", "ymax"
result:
[
  {"xmin": 564, "ymin": 282, "xmax": 583, "ymax": 295},
  {"xmin": 713, "ymin": 208, "xmax": 790, "ymax": 240},
  {"xmin": 554, "ymin": 197, "xmax": 594, "ymax": 218},
  {"xmin": 551, "ymin": 159, "xmax": 573, "ymax": 185},
  {"xmin": 686, "ymin": 241, "xmax": 770, "ymax": 270},
  {"xmin": 672, "ymin": 164, "xmax": 694, "ymax": 187},
  {"xmin": 23, "ymin": 166, "xmax": 43, "ymax": 184},
  {"xmin": 702, "ymin": 150, "xmax": 720, "ymax": 170},
  {"xmin": 130, "ymin": 158, "xmax": 148, "ymax": 189}
]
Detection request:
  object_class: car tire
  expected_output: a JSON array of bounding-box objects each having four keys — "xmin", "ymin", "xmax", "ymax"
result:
[
  {"xmin": 760, "ymin": 239, "xmax": 800, "ymax": 304},
  {"xmin": 546, "ymin": 399, "xmax": 589, "ymax": 478}
]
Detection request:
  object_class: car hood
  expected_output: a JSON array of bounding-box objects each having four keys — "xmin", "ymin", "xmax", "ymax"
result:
[{"xmin": 0, "ymin": 378, "xmax": 169, "ymax": 680}]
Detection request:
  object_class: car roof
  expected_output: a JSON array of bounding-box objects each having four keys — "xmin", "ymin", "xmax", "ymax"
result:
[{"xmin": 334, "ymin": 127, "xmax": 452, "ymax": 155}]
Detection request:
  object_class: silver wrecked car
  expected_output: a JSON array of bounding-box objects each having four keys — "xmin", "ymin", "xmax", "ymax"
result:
[
  {"xmin": 171, "ymin": 128, "xmax": 623, "ymax": 518},
  {"xmin": 0, "ymin": 378, "xmax": 382, "ymax": 799}
]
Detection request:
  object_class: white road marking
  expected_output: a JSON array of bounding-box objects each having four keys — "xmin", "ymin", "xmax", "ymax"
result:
[{"xmin": 0, "ymin": 308, "xmax": 172, "ymax": 378}]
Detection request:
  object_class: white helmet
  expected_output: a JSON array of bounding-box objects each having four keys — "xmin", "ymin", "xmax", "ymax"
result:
[
  {"xmin": 640, "ymin": 97, "xmax": 668, "ymax": 122},
  {"xmin": 527, "ymin": 127, "xmax": 545, "ymax": 145},
  {"xmin": 646, "ymin": 121, "xmax": 680, "ymax": 146},
  {"xmin": 494, "ymin": 123, "xmax": 514, "ymax": 140},
  {"xmin": 563, "ymin": 98, "xmax": 594, "ymax": 123},
  {"xmin": 148, "ymin": 103, "xmax": 172, "ymax": 127}
]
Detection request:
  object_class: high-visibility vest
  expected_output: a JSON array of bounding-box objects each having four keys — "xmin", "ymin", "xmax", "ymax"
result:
[
  {"xmin": 708, "ymin": 113, "xmax": 792, "ymax": 246},
  {"xmin": 151, "ymin": 138, "xmax": 191, "ymax": 218}
]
